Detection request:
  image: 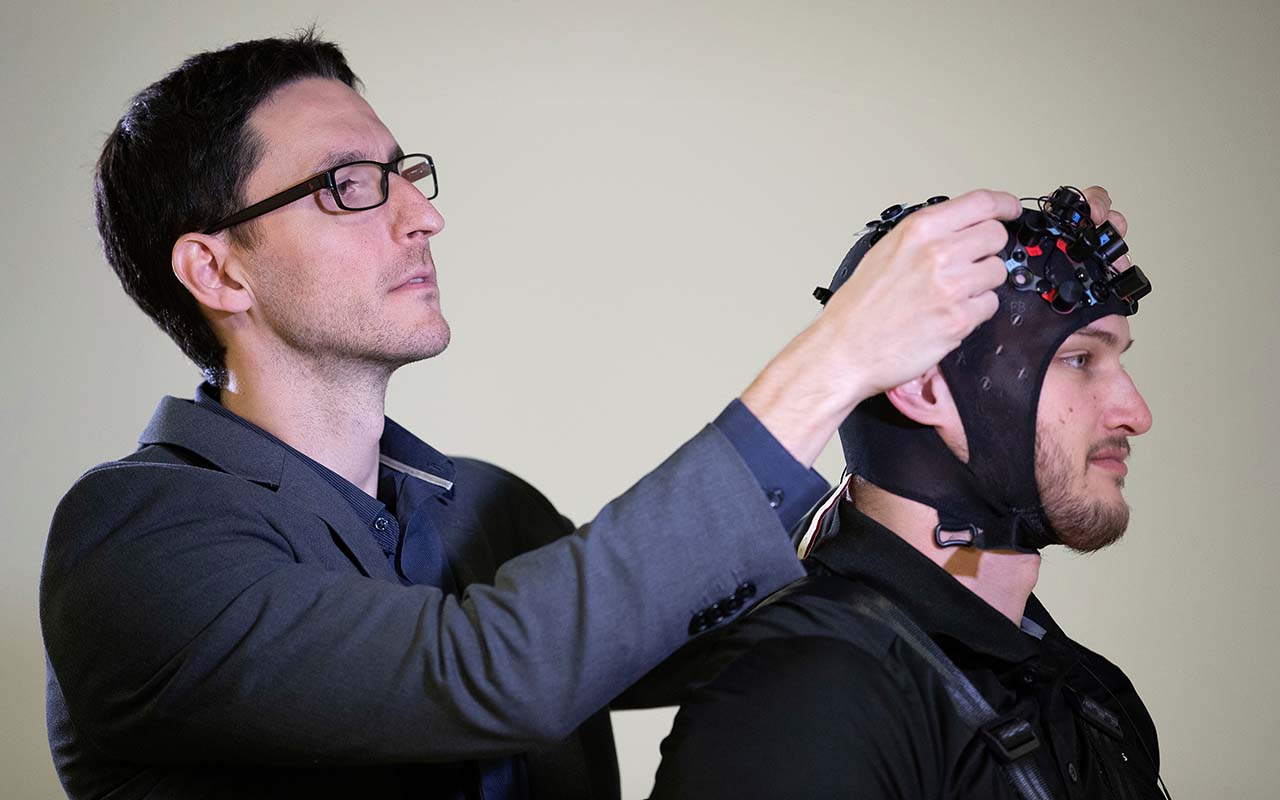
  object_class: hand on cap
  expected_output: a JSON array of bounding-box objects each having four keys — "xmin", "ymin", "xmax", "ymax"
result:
[
  {"xmin": 1081, "ymin": 185, "xmax": 1132, "ymax": 270},
  {"xmin": 821, "ymin": 189, "xmax": 1023, "ymax": 395},
  {"xmin": 740, "ymin": 189, "xmax": 1021, "ymax": 467}
]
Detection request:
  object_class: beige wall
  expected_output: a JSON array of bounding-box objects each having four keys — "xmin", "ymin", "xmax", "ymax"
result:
[{"xmin": 3, "ymin": 1, "xmax": 1277, "ymax": 796}]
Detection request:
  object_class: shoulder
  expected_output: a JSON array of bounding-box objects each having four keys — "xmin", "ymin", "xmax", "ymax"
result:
[
  {"xmin": 1030, "ymin": 597, "xmax": 1161, "ymax": 763},
  {"xmin": 451, "ymin": 456, "xmax": 546, "ymax": 498},
  {"xmin": 689, "ymin": 630, "xmax": 919, "ymax": 721},
  {"xmin": 44, "ymin": 448, "xmax": 290, "ymax": 604},
  {"xmin": 54, "ymin": 449, "xmax": 245, "ymax": 527},
  {"xmin": 41, "ymin": 451, "xmax": 302, "ymax": 675},
  {"xmin": 653, "ymin": 634, "xmax": 934, "ymax": 800},
  {"xmin": 734, "ymin": 578, "xmax": 902, "ymax": 656},
  {"xmin": 696, "ymin": 632, "xmax": 912, "ymax": 712},
  {"xmin": 1067, "ymin": 638, "xmax": 1161, "ymax": 767},
  {"xmin": 450, "ymin": 456, "xmax": 570, "ymax": 529},
  {"xmin": 52, "ymin": 446, "xmax": 276, "ymax": 533}
]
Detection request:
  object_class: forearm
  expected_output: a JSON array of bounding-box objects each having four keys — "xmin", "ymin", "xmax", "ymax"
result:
[{"xmin": 740, "ymin": 323, "xmax": 872, "ymax": 467}]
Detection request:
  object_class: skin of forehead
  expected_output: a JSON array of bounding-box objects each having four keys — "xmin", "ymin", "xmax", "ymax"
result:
[{"xmin": 244, "ymin": 78, "xmax": 398, "ymax": 198}]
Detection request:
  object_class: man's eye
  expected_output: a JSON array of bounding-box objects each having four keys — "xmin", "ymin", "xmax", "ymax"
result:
[
  {"xmin": 337, "ymin": 178, "xmax": 362, "ymax": 197},
  {"xmin": 1061, "ymin": 353, "xmax": 1091, "ymax": 369}
]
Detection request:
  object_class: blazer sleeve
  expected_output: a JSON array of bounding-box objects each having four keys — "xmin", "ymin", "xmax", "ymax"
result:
[{"xmin": 40, "ymin": 423, "xmax": 805, "ymax": 765}]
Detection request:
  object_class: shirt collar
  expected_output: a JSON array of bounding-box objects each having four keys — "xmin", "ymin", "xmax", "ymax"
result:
[
  {"xmin": 808, "ymin": 503, "xmax": 1051, "ymax": 665},
  {"xmin": 379, "ymin": 416, "xmax": 454, "ymax": 490},
  {"xmin": 194, "ymin": 382, "xmax": 455, "ymax": 499}
]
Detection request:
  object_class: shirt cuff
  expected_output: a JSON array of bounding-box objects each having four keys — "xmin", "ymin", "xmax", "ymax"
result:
[{"xmin": 713, "ymin": 399, "xmax": 831, "ymax": 533}]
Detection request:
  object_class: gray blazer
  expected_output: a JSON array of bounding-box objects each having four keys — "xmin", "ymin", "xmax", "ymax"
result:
[{"xmin": 41, "ymin": 395, "xmax": 805, "ymax": 798}]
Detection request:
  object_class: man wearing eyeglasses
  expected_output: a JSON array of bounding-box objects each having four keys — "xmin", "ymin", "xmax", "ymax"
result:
[{"xmin": 39, "ymin": 31, "xmax": 1121, "ymax": 800}]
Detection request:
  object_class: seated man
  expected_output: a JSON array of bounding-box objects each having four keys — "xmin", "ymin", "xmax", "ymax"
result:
[{"xmin": 651, "ymin": 187, "xmax": 1169, "ymax": 799}]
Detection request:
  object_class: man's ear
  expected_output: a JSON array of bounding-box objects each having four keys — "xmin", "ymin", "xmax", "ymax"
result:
[
  {"xmin": 886, "ymin": 365, "xmax": 969, "ymax": 461},
  {"xmin": 171, "ymin": 233, "xmax": 253, "ymax": 315},
  {"xmin": 886, "ymin": 365, "xmax": 949, "ymax": 424}
]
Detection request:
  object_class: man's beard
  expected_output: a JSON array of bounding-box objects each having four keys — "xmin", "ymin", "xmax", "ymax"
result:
[
  {"xmin": 252, "ymin": 245, "xmax": 452, "ymax": 372},
  {"xmin": 1035, "ymin": 428, "xmax": 1131, "ymax": 553}
]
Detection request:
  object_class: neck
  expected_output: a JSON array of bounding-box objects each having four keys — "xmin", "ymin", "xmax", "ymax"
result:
[
  {"xmin": 853, "ymin": 480, "xmax": 1040, "ymax": 625},
  {"xmin": 219, "ymin": 346, "xmax": 392, "ymax": 497}
]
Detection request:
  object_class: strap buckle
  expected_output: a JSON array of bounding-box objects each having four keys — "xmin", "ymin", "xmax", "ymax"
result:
[
  {"xmin": 933, "ymin": 522, "xmax": 978, "ymax": 548},
  {"xmin": 979, "ymin": 716, "xmax": 1041, "ymax": 763}
]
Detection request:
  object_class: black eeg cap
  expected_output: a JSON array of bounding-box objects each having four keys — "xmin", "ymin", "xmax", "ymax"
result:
[{"xmin": 822, "ymin": 188, "xmax": 1151, "ymax": 553}]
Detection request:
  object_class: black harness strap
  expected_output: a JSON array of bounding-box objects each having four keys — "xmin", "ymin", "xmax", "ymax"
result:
[{"xmin": 751, "ymin": 576, "xmax": 1056, "ymax": 800}]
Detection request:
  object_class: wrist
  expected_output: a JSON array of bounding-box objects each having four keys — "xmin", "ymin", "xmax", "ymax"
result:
[{"xmin": 740, "ymin": 328, "xmax": 873, "ymax": 467}]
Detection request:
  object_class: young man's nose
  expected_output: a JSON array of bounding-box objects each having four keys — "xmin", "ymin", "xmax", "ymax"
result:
[{"xmin": 1108, "ymin": 370, "xmax": 1153, "ymax": 436}]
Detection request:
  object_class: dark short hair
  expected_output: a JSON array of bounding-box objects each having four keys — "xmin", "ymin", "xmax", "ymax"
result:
[{"xmin": 94, "ymin": 30, "xmax": 360, "ymax": 384}]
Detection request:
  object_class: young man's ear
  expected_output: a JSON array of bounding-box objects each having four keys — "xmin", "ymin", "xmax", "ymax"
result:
[
  {"xmin": 886, "ymin": 365, "xmax": 949, "ymax": 424},
  {"xmin": 886, "ymin": 365, "xmax": 969, "ymax": 461},
  {"xmin": 171, "ymin": 233, "xmax": 252, "ymax": 314}
]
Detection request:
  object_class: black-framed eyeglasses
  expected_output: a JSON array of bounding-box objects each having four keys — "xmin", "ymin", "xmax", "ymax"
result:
[{"xmin": 203, "ymin": 153, "xmax": 438, "ymax": 234}]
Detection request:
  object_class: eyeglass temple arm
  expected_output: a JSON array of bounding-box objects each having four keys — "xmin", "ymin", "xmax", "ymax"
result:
[{"xmin": 202, "ymin": 173, "xmax": 331, "ymax": 234}]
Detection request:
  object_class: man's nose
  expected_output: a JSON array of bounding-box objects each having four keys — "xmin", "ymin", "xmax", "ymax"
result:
[
  {"xmin": 388, "ymin": 172, "xmax": 445, "ymax": 240},
  {"xmin": 1109, "ymin": 370, "xmax": 1153, "ymax": 436}
]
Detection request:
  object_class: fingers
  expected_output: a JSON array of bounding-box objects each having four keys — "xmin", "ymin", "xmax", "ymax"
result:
[
  {"xmin": 924, "ymin": 220, "xmax": 1009, "ymax": 298},
  {"xmin": 1080, "ymin": 186, "xmax": 1128, "ymax": 235},
  {"xmin": 957, "ymin": 255, "xmax": 1008, "ymax": 299},
  {"xmin": 1081, "ymin": 186, "xmax": 1132, "ymax": 268},
  {"xmin": 925, "ymin": 189, "xmax": 1022, "ymax": 231},
  {"xmin": 1106, "ymin": 209, "xmax": 1131, "ymax": 267},
  {"xmin": 965, "ymin": 287, "xmax": 1000, "ymax": 324},
  {"xmin": 1082, "ymin": 185, "xmax": 1112, "ymax": 226},
  {"xmin": 950, "ymin": 218, "xmax": 1011, "ymax": 265},
  {"xmin": 1106, "ymin": 208, "xmax": 1128, "ymax": 237}
]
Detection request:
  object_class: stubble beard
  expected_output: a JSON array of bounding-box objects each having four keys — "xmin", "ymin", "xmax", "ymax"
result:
[
  {"xmin": 253, "ymin": 246, "xmax": 452, "ymax": 376},
  {"xmin": 1034, "ymin": 424, "xmax": 1131, "ymax": 553}
]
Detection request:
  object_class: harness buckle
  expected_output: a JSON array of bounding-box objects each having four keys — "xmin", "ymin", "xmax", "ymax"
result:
[{"xmin": 979, "ymin": 716, "xmax": 1041, "ymax": 763}]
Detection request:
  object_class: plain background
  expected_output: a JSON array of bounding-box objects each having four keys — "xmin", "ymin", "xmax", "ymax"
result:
[{"xmin": 3, "ymin": 0, "xmax": 1277, "ymax": 797}]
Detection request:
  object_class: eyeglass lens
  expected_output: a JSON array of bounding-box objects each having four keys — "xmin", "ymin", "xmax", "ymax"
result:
[{"xmin": 320, "ymin": 155, "xmax": 436, "ymax": 212}]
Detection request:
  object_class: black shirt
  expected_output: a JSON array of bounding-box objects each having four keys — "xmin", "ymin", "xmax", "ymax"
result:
[{"xmin": 651, "ymin": 504, "xmax": 1165, "ymax": 799}]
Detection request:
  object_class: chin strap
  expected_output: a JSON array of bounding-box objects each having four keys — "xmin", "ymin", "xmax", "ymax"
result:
[{"xmin": 934, "ymin": 508, "xmax": 1054, "ymax": 554}]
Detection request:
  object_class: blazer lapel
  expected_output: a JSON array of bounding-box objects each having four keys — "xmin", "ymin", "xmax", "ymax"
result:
[
  {"xmin": 275, "ymin": 455, "xmax": 395, "ymax": 580},
  {"xmin": 138, "ymin": 395, "xmax": 394, "ymax": 580}
]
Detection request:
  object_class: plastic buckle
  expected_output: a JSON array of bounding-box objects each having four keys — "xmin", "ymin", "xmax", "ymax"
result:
[
  {"xmin": 1067, "ymin": 691, "xmax": 1125, "ymax": 741},
  {"xmin": 933, "ymin": 523, "xmax": 978, "ymax": 548},
  {"xmin": 979, "ymin": 717, "xmax": 1041, "ymax": 763}
]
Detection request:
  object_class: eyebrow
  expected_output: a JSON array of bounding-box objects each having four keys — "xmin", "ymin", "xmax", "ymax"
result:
[
  {"xmin": 313, "ymin": 144, "xmax": 405, "ymax": 174},
  {"xmin": 314, "ymin": 149, "xmax": 367, "ymax": 174},
  {"xmin": 1069, "ymin": 327, "xmax": 1135, "ymax": 353}
]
